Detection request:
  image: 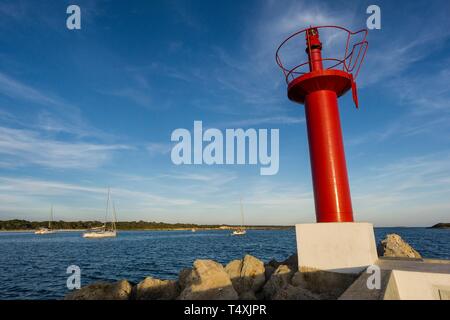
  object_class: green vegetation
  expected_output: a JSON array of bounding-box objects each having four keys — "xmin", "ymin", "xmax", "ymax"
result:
[
  {"xmin": 430, "ymin": 223, "xmax": 450, "ymax": 229},
  {"xmin": 0, "ymin": 219, "xmax": 291, "ymax": 231}
]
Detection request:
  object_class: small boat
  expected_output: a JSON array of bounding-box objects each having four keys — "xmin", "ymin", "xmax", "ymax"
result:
[
  {"xmin": 231, "ymin": 197, "xmax": 246, "ymax": 236},
  {"xmin": 35, "ymin": 205, "xmax": 56, "ymax": 235},
  {"xmin": 35, "ymin": 227, "xmax": 55, "ymax": 235},
  {"xmin": 83, "ymin": 188, "xmax": 117, "ymax": 239},
  {"xmin": 83, "ymin": 229, "xmax": 116, "ymax": 238},
  {"xmin": 191, "ymin": 228, "xmax": 196, "ymax": 232},
  {"xmin": 232, "ymin": 229, "xmax": 246, "ymax": 236}
]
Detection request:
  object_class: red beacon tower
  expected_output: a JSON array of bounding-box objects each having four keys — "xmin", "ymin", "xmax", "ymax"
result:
[{"xmin": 276, "ymin": 26, "xmax": 368, "ymax": 223}]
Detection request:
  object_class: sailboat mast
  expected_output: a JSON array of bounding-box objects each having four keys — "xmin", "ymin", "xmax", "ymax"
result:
[
  {"xmin": 112, "ymin": 201, "xmax": 117, "ymax": 232},
  {"xmin": 105, "ymin": 187, "xmax": 110, "ymax": 230},
  {"xmin": 49, "ymin": 205, "xmax": 53, "ymax": 229},
  {"xmin": 240, "ymin": 197, "xmax": 244, "ymax": 228}
]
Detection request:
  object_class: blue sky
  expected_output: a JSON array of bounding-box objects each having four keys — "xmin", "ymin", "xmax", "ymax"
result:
[{"xmin": 0, "ymin": 0, "xmax": 449, "ymax": 226}]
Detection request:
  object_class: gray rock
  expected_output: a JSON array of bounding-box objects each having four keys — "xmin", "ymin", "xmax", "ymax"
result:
[
  {"xmin": 135, "ymin": 277, "xmax": 179, "ymax": 300},
  {"xmin": 266, "ymin": 259, "xmax": 281, "ymax": 269},
  {"xmin": 178, "ymin": 268, "xmax": 192, "ymax": 290},
  {"xmin": 295, "ymin": 267, "xmax": 359, "ymax": 300},
  {"xmin": 272, "ymin": 284, "xmax": 320, "ymax": 300},
  {"xmin": 262, "ymin": 264, "xmax": 294, "ymax": 299},
  {"xmin": 178, "ymin": 259, "xmax": 238, "ymax": 300},
  {"xmin": 378, "ymin": 234, "xmax": 422, "ymax": 259},
  {"xmin": 225, "ymin": 255, "xmax": 265, "ymax": 294},
  {"xmin": 65, "ymin": 280, "xmax": 132, "ymax": 300},
  {"xmin": 291, "ymin": 271, "xmax": 306, "ymax": 287},
  {"xmin": 281, "ymin": 254, "xmax": 298, "ymax": 270},
  {"xmin": 239, "ymin": 291, "xmax": 258, "ymax": 300},
  {"xmin": 264, "ymin": 265, "xmax": 276, "ymax": 281}
]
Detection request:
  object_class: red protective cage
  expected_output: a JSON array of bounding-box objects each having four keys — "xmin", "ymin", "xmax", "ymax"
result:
[{"xmin": 276, "ymin": 25, "xmax": 368, "ymax": 85}]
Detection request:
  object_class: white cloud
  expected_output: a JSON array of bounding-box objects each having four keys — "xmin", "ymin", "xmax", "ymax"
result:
[
  {"xmin": 0, "ymin": 126, "xmax": 130, "ymax": 169},
  {"xmin": 0, "ymin": 71, "xmax": 77, "ymax": 112},
  {"xmin": 0, "ymin": 176, "xmax": 197, "ymax": 221},
  {"xmin": 216, "ymin": 116, "xmax": 304, "ymax": 128},
  {"xmin": 146, "ymin": 142, "xmax": 173, "ymax": 156},
  {"xmin": 352, "ymin": 152, "xmax": 450, "ymax": 225}
]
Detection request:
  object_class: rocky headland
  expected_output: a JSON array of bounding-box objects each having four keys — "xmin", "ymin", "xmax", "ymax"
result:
[
  {"xmin": 430, "ymin": 223, "xmax": 450, "ymax": 229},
  {"xmin": 65, "ymin": 233, "xmax": 422, "ymax": 300}
]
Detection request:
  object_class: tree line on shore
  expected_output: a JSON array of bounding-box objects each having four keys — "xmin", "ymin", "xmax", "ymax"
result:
[{"xmin": 0, "ymin": 219, "xmax": 223, "ymax": 231}]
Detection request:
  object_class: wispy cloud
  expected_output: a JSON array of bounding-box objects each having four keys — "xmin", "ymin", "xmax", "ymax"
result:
[
  {"xmin": 216, "ymin": 115, "xmax": 304, "ymax": 128},
  {"xmin": 0, "ymin": 126, "xmax": 130, "ymax": 169},
  {"xmin": 146, "ymin": 142, "xmax": 173, "ymax": 156},
  {"xmin": 0, "ymin": 71, "xmax": 66, "ymax": 108},
  {"xmin": 351, "ymin": 152, "xmax": 450, "ymax": 225},
  {"xmin": 0, "ymin": 176, "xmax": 196, "ymax": 220},
  {"xmin": 0, "ymin": 71, "xmax": 112, "ymax": 141}
]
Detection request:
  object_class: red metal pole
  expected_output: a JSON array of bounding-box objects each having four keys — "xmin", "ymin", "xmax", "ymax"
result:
[{"xmin": 304, "ymin": 28, "xmax": 354, "ymax": 223}]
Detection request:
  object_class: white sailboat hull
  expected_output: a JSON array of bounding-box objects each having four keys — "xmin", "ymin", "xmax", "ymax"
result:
[
  {"xmin": 232, "ymin": 230, "xmax": 246, "ymax": 236},
  {"xmin": 83, "ymin": 188, "xmax": 118, "ymax": 239},
  {"xmin": 35, "ymin": 228, "xmax": 56, "ymax": 235},
  {"xmin": 83, "ymin": 230, "xmax": 117, "ymax": 238}
]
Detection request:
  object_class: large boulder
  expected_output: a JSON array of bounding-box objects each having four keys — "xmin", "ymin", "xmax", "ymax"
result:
[
  {"xmin": 291, "ymin": 271, "xmax": 306, "ymax": 287},
  {"xmin": 378, "ymin": 234, "xmax": 422, "ymax": 259},
  {"xmin": 281, "ymin": 254, "xmax": 298, "ymax": 270},
  {"xmin": 178, "ymin": 259, "xmax": 238, "ymax": 300},
  {"xmin": 264, "ymin": 254, "xmax": 297, "ymax": 280},
  {"xmin": 178, "ymin": 268, "xmax": 192, "ymax": 290},
  {"xmin": 224, "ymin": 260, "xmax": 242, "ymax": 286},
  {"xmin": 225, "ymin": 255, "xmax": 265, "ymax": 294},
  {"xmin": 272, "ymin": 284, "xmax": 320, "ymax": 300},
  {"xmin": 65, "ymin": 280, "xmax": 132, "ymax": 300},
  {"xmin": 264, "ymin": 259, "xmax": 279, "ymax": 280},
  {"xmin": 292, "ymin": 268, "xmax": 358, "ymax": 300},
  {"xmin": 239, "ymin": 291, "xmax": 258, "ymax": 300},
  {"xmin": 262, "ymin": 264, "xmax": 294, "ymax": 299},
  {"xmin": 266, "ymin": 259, "xmax": 281, "ymax": 269},
  {"xmin": 134, "ymin": 277, "xmax": 179, "ymax": 300}
]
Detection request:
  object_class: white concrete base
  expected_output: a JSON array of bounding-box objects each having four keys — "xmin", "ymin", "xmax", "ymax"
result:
[
  {"xmin": 385, "ymin": 270, "xmax": 450, "ymax": 300},
  {"xmin": 296, "ymin": 222, "xmax": 378, "ymax": 274},
  {"xmin": 340, "ymin": 259, "xmax": 450, "ymax": 300}
]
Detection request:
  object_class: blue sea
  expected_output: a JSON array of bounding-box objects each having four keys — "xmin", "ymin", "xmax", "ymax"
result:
[{"xmin": 0, "ymin": 228, "xmax": 449, "ymax": 300}]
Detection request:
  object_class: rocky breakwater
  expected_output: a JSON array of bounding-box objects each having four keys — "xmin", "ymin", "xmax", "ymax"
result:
[
  {"xmin": 65, "ymin": 253, "xmax": 320, "ymax": 300},
  {"xmin": 65, "ymin": 233, "xmax": 422, "ymax": 300}
]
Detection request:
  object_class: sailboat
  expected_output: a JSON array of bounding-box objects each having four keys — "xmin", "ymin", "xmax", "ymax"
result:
[
  {"xmin": 83, "ymin": 188, "xmax": 117, "ymax": 239},
  {"xmin": 35, "ymin": 205, "xmax": 56, "ymax": 235},
  {"xmin": 232, "ymin": 198, "xmax": 246, "ymax": 236}
]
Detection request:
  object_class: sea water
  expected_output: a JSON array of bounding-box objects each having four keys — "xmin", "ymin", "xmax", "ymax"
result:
[{"xmin": 0, "ymin": 228, "xmax": 448, "ymax": 299}]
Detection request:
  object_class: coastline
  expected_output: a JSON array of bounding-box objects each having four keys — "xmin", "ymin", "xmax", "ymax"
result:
[{"xmin": 0, "ymin": 226, "xmax": 293, "ymax": 233}]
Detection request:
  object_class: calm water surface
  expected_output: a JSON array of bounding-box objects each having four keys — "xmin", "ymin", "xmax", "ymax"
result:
[{"xmin": 0, "ymin": 228, "xmax": 449, "ymax": 299}]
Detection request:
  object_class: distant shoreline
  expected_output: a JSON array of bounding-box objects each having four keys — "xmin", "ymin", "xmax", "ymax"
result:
[
  {"xmin": 0, "ymin": 227, "xmax": 292, "ymax": 233},
  {"xmin": 0, "ymin": 220, "xmax": 293, "ymax": 232},
  {"xmin": 1, "ymin": 219, "xmax": 447, "ymax": 232},
  {"xmin": 429, "ymin": 223, "xmax": 450, "ymax": 229}
]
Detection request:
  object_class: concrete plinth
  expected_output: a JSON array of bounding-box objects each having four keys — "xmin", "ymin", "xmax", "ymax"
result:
[
  {"xmin": 295, "ymin": 222, "xmax": 378, "ymax": 274},
  {"xmin": 339, "ymin": 258, "xmax": 450, "ymax": 300}
]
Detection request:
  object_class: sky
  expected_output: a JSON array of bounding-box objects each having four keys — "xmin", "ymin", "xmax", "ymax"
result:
[{"xmin": 0, "ymin": 0, "xmax": 450, "ymax": 227}]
